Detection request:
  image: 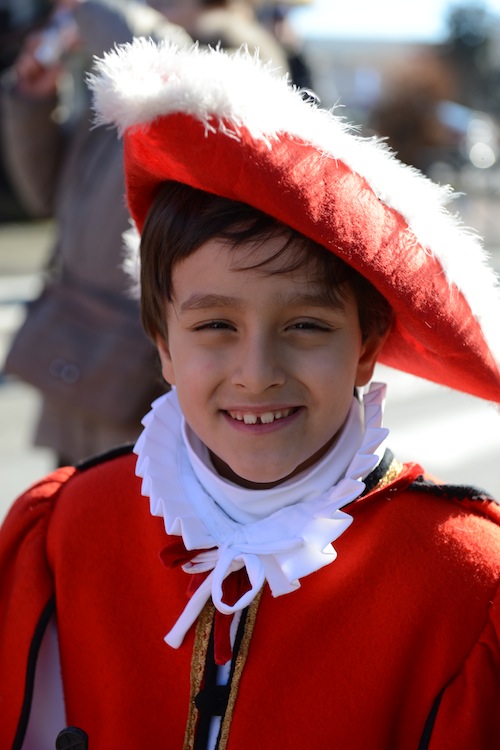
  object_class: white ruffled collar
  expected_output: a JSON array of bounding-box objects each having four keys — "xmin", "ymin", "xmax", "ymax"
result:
[{"xmin": 134, "ymin": 382, "xmax": 388, "ymax": 649}]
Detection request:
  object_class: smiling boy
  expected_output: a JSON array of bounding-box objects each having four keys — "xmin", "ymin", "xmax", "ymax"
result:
[
  {"xmin": 1, "ymin": 40, "xmax": 500, "ymax": 750},
  {"xmin": 150, "ymin": 188, "xmax": 389, "ymax": 489}
]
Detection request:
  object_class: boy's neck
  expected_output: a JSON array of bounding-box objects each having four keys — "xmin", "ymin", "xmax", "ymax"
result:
[{"xmin": 207, "ymin": 430, "xmax": 341, "ymax": 491}]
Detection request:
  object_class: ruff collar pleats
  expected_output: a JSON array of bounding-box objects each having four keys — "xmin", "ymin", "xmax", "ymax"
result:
[{"xmin": 134, "ymin": 383, "xmax": 388, "ymax": 650}]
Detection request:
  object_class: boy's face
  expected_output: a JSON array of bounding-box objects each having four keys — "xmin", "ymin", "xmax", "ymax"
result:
[{"xmin": 157, "ymin": 236, "xmax": 385, "ymax": 489}]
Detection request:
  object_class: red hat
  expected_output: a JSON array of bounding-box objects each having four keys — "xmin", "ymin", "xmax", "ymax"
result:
[{"xmin": 90, "ymin": 39, "xmax": 500, "ymax": 403}]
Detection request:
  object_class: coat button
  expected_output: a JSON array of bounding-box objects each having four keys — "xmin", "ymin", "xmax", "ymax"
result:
[
  {"xmin": 56, "ymin": 726, "xmax": 88, "ymax": 749},
  {"xmin": 49, "ymin": 358, "xmax": 81, "ymax": 384}
]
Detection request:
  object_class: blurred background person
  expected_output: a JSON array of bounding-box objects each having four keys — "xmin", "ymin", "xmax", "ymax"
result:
[
  {"xmin": 0, "ymin": 0, "xmax": 191, "ymax": 467},
  {"xmin": 149, "ymin": 0, "xmax": 291, "ymax": 72},
  {"xmin": 252, "ymin": 0, "xmax": 314, "ymax": 89},
  {"xmin": 367, "ymin": 53, "xmax": 457, "ymax": 174}
]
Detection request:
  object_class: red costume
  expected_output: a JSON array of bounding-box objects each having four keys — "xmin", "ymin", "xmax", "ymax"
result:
[
  {"xmin": 2, "ymin": 36, "xmax": 500, "ymax": 750},
  {"xmin": 1, "ymin": 449, "xmax": 499, "ymax": 749}
]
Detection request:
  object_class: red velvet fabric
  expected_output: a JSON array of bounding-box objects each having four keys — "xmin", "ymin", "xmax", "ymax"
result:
[{"xmin": 1, "ymin": 453, "xmax": 500, "ymax": 748}]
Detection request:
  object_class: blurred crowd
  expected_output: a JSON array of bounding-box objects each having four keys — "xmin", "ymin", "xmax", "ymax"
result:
[{"xmin": 0, "ymin": 0, "xmax": 313, "ymax": 468}]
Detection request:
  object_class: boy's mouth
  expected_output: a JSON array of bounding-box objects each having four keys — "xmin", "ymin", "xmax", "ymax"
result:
[{"xmin": 226, "ymin": 407, "xmax": 297, "ymax": 425}]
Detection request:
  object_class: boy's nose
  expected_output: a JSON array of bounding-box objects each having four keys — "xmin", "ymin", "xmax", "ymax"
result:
[{"xmin": 230, "ymin": 335, "xmax": 286, "ymax": 393}]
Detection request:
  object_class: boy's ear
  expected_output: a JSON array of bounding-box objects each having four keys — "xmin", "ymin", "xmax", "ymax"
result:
[
  {"xmin": 355, "ymin": 330, "xmax": 390, "ymax": 387},
  {"xmin": 156, "ymin": 334, "xmax": 176, "ymax": 386}
]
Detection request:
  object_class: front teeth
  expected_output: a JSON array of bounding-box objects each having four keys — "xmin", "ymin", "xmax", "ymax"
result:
[
  {"xmin": 229, "ymin": 409, "xmax": 292, "ymax": 424},
  {"xmin": 260, "ymin": 412, "xmax": 275, "ymax": 424}
]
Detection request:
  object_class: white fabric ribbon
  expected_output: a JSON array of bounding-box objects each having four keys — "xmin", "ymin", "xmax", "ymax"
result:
[{"xmin": 134, "ymin": 382, "xmax": 388, "ymax": 649}]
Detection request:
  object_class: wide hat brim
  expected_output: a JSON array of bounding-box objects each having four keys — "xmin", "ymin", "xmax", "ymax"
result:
[{"xmin": 90, "ymin": 39, "xmax": 500, "ymax": 403}]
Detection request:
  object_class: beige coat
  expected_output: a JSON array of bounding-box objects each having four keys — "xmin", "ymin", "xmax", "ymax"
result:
[{"xmin": 1, "ymin": 1, "xmax": 191, "ymax": 463}]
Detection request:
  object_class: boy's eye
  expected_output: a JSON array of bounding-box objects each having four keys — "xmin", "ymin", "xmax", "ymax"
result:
[
  {"xmin": 289, "ymin": 320, "xmax": 332, "ymax": 331},
  {"xmin": 193, "ymin": 320, "xmax": 234, "ymax": 331}
]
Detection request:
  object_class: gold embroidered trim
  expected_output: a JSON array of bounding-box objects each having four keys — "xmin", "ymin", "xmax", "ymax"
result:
[
  {"xmin": 372, "ymin": 458, "xmax": 405, "ymax": 491},
  {"xmin": 182, "ymin": 590, "xmax": 263, "ymax": 750},
  {"xmin": 218, "ymin": 589, "xmax": 263, "ymax": 750},
  {"xmin": 183, "ymin": 600, "xmax": 215, "ymax": 750}
]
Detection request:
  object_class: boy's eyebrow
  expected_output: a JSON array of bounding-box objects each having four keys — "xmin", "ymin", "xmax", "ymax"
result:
[
  {"xmin": 278, "ymin": 290, "xmax": 346, "ymax": 310},
  {"xmin": 177, "ymin": 290, "xmax": 345, "ymax": 314},
  {"xmin": 178, "ymin": 293, "xmax": 242, "ymax": 313}
]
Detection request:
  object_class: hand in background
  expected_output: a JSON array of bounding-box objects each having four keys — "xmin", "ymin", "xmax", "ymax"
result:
[
  {"xmin": 14, "ymin": 4, "xmax": 81, "ymax": 99},
  {"xmin": 14, "ymin": 33, "xmax": 63, "ymax": 98}
]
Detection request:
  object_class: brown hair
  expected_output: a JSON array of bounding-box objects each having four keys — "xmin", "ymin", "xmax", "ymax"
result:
[{"xmin": 140, "ymin": 181, "xmax": 393, "ymax": 341}]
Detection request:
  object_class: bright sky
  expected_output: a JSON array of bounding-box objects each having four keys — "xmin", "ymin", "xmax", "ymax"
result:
[{"xmin": 289, "ymin": 0, "xmax": 500, "ymax": 41}]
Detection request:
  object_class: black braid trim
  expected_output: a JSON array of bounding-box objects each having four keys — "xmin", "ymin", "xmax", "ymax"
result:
[
  {"xmin": 12, "ymin": 596, "xmax": 56, "ymax": 750},
  {"xmin": 408, "ymin": 476, "xmax": 494, "ymax": 504},
  {"xmin": 361, "ymin": 448, "xmax": 395, "ymax": 495},
  {"xmin": 417, "ymin": 688, "xmax": 445, "ymax": 750},
  {"xmin": 74, "ymin": 443, "xmax": 135, "ymax": 472}
]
